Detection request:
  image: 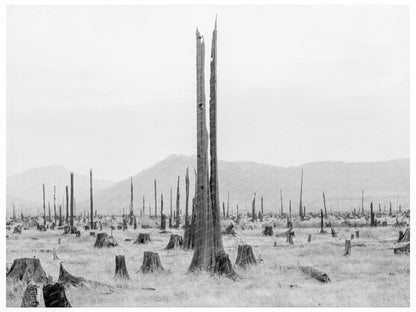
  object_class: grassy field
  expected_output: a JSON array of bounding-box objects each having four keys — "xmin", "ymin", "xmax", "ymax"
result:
[{"xmin": 6, "ymin": 223, "xmax": 410, "ymax": 307}]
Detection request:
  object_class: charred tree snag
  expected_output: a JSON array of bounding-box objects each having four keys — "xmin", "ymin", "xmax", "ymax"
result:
[
  {"xmin": 53, "ymin": 186, "xmax": 57, "ymax": 223},
  {"xmin": 154, "ymin": 179, "xmax": 157, "ymax": 219},
  {"xmin": 43, "ymin": 283, "xmax": 71, "ymax": 307},
  {"xmin": 300, "ymin": 266, "xmax": 330, "ymax": 283},
  {"xmin": 320, "ymin": 209, "xmax": 326, "ymax": 234},
  {"xmin": 94, "ymin": 232, "xmax": 118, "ymax": 248},
  {"xmin": 251, "ymin": 193, "xmax": 256, "ymax": 222},
  {"xmin": 370, "ymin": 202, "xmax": 375, "ymax": 226},
  {"xmin": 133, "ymin": 233, "xmax": 151, "ymax": 244},
  {"xmin": 43, "ymin": 184, "xmax": 46, "ymax": 226},
  {"xmin": 323, "ymin": 191, "xmax": 328, "ymax": 219},
  {"xmin": 299, "ymin": 169, "xmax": 304, "ymax": 221},
  {"xmin": 65, "ymin": 185, "xmax": 69, "ymax": 224},
  {"xmin": 21, "ymin": 283, "xmax": 40, "ymax": 307},
  {"xmin": 175, "ymin": 176, "xmax": 180, "ymax": 228},
  {"xmin": 90, "ymin": 169, "xmax": 94, "ymax": 229},
  {"xmin": 288, "ymin": 200, "xmax": 292, "ymax": 227},
  {"xmin": 263, "ymin": 226, "xmax": 273, "ymax": 236},
  {"xmin": 130, "ymin": 177, "xmax": 134, "ymax": 226},
  {"xmin": 141, "ymin": 252, "xmax": 164, "ymax": 273},
  {"xmin": 235, "ymin": 244, "xmax": 256, "ymax": 268},
  {"xmin": 165, "ymin": 234, "xmax": 183, "ymax": 249},
  {"xmin": 223, "ymin": 202, "xmax": 226, "ymax": 220},
  {"xmin": 7, "ymin": 257, "xmax": 48, "ymax": 284},
  {"xmin": 344, "ymin": 239, "xmax": 351, "ymax": 256},
  {"xmin": 160, "ymin": 193, "xmax": 165, "ymax": 230},
  {"xmin": 59, "ymin": 205, "xmax": 62, "ymax": 226},
  {"xmin": 361, "ymin": 189, "xmax": 364, "ymax": 215},
  {"xmin": 115, "ymin": 255, "xmax": 129, "ymax": 279},
  {"xmin": 70, "ymin": 173, "xmax": 74, "ymax": 229},
  {"xmin": 280, "ymin": 189, "xmax": 284, "ymax": 216},
  {"xmin": 183, "ymin": 168, "xmax": 191, "ymax": 245},
  {"xmin": 58, "ymin": 263, "xmax": 86, "ymax": 286}
]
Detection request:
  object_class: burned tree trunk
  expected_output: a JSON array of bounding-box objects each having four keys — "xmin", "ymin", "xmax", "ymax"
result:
[
  {"xmin": 114, "ymin": 255, "xmax": 129, "ymax": 279},
  {"xmin": 165, "ymin": 234, "xmax": 183, "ymax": 249},
  {"xmin": 160, "ymin": 193, "xmax": 165, "ymax": 230},
  {"xmin": 280, "ymin": 189, "xmax": 284, "ymax": 216},
  {"xmin": 7, "ymin": 257, "xmax": 48, "ymax": 284},
  {"xmin": 370, "ymin": 202, "xmax": 375, "ymax": 226},
  {"xmin": 169, "ymin": 188, "xmax": 173, "ymax": 228},
  {"xmin": 323, "ymin": 191, "xmax": 327, "ymax": 219},
  {"xmin": 235, "ymin": 244, "xmax": 256, "ymax": 268},
  {"xmin": 133, "ymin": 233, "xmax": 151, "ymax": 244},
  {"xmin": 59, "ymin": 205, "xmax": 62, "ymax": 226},
  {"xmin": 70, "ymin": 173, "xmax": 74, "ymax": 228},
  {"xmin": 53, "ymin": 185, "xmax": 57, "ymax": 224},
  {"xmin": 141, "ymin": 252, "xmax": 164, "ymax": 273},
  {"xmin": 65, "ymin": 185, "xmax": 69, "ymax": 224},
  {"xmin": 129, "ymin": 177, "xmax": 134, "ymax": 226},
  {"xmin": 43, "ymin": 283, "xmax": 71, "ymax": 307},
  {"xmin": 21, "ymin": 283, "xmax": 40, "ymax": 307},
  {"xmin": 58, "ymin": 263, "xmax": 86, "ymax": 286},
  {"xmin": 252, "ymin": 193, "xmax": 256, "ymax": 222}
]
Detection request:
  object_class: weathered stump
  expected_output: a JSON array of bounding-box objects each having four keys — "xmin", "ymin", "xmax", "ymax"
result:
[
  {"xmin": 344, "ymin": 239, "xmax": 351, "ymax": 256},
  {"xmin": 351, "ymin": 234, "xmax": 354, "ymax": 240},
  {"xmin": 21, "ymin": 283, "xmax": 40, "ymax": 307},
  {"xmin": 133, "ymin": 233, "xmax": 151, "ymax": 244},
  {"xmin": 262, "ymin": 226, "xmax": 273, "ymax": 236},
  {"xmin": 43, "ymin": 283, "xmax": 71, "ymax": 307},
  {"xmin": 300, "ymin": 266, "xmax": 330, "ymax": 282},
  {"xmin": 355, "ymin": 230, "xmax": 359, "ymax": 238},
  {"xmin": 115, "ymin": 255, "xmax": 129, "ymax": 279},
  {"xmin": 140, "ymin": 252, "xmax": 164, "ymax": 273},
  {"xmin": 165, "ymin": 234, "xmax": 183, "ymax": 249},
  {"xmin": 58, "ymin": 263, "xmax": 86, "ymax": 287},
  {"xmin": 394, "ymin": 243, "xmax": 410, "ymax": 255},
  {"xmin": 7, "ymin": 257, "xmax": 48, "ymax": 284},
  {"xmin": 213, "ymin": 251, "xmax": 239, "ymax": 281},
  {"xmin": 94, "ymin": 232, "xmax": 118, "ymax": 248},
  {"xmin": 307, "ymin": 234, "xmax": 312, "ymax": 242},
  {"xmin": 331, "ymin": 228, "xmax": 337, "ymax": 238},
  {"xmin": 235, "ymin": 244, "xmax": 257, "ymax": 268},
  {"xmin": 75, "ymin": 230, "xmax": 81, "ymax": 237}
]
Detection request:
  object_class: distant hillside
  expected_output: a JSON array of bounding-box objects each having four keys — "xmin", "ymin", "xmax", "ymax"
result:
[
  {"xmin": 6, "ymin": 165, "xmax": 115, "ymax": 216},
  {"xmin": 72, "ymin": 155, "xmax": 409, "ymax": 216}
]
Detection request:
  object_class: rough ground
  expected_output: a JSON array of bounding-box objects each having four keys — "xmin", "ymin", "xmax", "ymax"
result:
[{"xmin": 6, "ymin": 224, "xmax": 409, "ymax": 307}]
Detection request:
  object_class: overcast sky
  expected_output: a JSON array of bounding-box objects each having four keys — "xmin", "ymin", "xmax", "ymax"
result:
[{"xmin": 7, "ymin": 5, "xmax": 409, "ymax": 181}]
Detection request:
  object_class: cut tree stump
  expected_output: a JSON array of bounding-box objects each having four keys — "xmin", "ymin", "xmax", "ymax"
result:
[
  {"xmin": 58, "ymin": 263, "xmax": 86, "ymax": 287},
  {"xmin": 235, "ymin": 244, "xmax": 257, "ymax": 268},
  {"xmin": 355, "ymin": 230, "xmax": 359, "ymax": 238},
  {"xmin": 307, "ymin": 234, "xmax": 312, "ymax": 242},
  {"xmin": 94, "ymin": 232, "xmax": 118, "ymax": 248},
  {"xmin": 43, "ymin": 282, "xmax": 71, "ymax": 307},
  {"xmin": 331, "ymin": 228, "xmax": 337, "ymax": 238},
  {"xmin": 7, "ymin": 257, "xmax": 48, "ymax": 284},
  {"xmin": 299, "ymin": 266, "xmax": 330, "ymax": 282},
  {"xmin": 344, "ymin": 239, "xmax": 351, "ymax": 256},
  {"xmin": 133, "ymin": 233, "xmax": 151, "ymax": 244},
  {"xmin": 114, "ymin": 255, "xmax": 129, "ymax": 279},
  {"xmin": 165, "ymin": 234, "xmax": 183, "ymax": 249},
  {"xmin": 213, "ymin": 251, "xmax": 239, "ymax": 281},
  {"xmin": 21, "ymin": 283, "xmax": 40, "ymax": 307},
  {"xmin": 262, "ymin": 226, "xmax": 273, "ymax": 236},
  {"xmin": 140, "ymin": 252, "xmax": 165, "ymax": 273},
  {"xmin": 394, "ymin": 243, "xmax": 410, "ymax": 255},
  {"xmin": 75, "ymin": 230, "xmax": 81, "ymax": 237}
]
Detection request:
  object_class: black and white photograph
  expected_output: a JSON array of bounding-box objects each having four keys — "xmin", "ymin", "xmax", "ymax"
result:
[{"xmin": 2, "ymin": 1, "xmax": 414, "ymax": 308}]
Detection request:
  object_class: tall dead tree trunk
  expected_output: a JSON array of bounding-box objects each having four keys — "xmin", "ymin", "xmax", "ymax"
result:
[
  {"xmin": 43, "ymin": 184, "xmax": 46, "ymax": 226},
  {"xmin": 261, "ymin": 195, "xmax": 264, "ymax": 216},
  {"xmin": 48, "ymin": 202, "xmax": 51, "ymax": 223},
  {"xmin": 320, "ymin": 209, "xmax": 325, "ymax": 234},
  {"xmin": 299, "ymin": 168, "xmax": 304, "ymax": 221},
  {"xmin": 70, "ymin": 173, "xmax": 74, "ymax": 228},
  {"xmin": 160, "ymin": 193, "xmax": 165, "ymax": 230},
  {"xmin": 175, "ymin": 175, "xmax": 180, "ymax": 228},
  {"xmin": 59, "ymin": 205, "xmax": 62, "ymax": 226},
  {"xmin": 169, "ymin": 188, "xmax": 173, "ymax": 228},
  {"xmin": 223, "ymin": 202, "xmax": 226, "ymax": 220},
  {"xmin": 389, "ymin": 201, "xmax": 392, "ymax": 216},
  {"xmin": 142, "ymin": 196, "xmax": 145, "ymax": 218},
  {"xmin": 361, "ymin": 189, "xmax": 364, "ymax": 215},
  {"xmin": 227, "ymin": 191, "xmax": 230, "ymax": 219},
  {"xmin": 130, "ymin": 177, "xmax": 134, "ymax": 226},
  {"xmin": 252, "ymin": 193, "xmax": 256, "ymax": 222},
  {"xmin": 323, "ymin": 191, "xmax": 328, "ymax": 219},
  {"xmin": 65, "ymin": 185, "xmax": 69, "ymax": 224},
  {"xmin": 90, "ymin": 169, "xmax": 94, "ymax": 229},
  {"xmin": 154, "ymin": 179, "xmax": 157, "ymax": 219},
  {"xmin": 280, "ymin": 189, "xmax": 284, "ymax": 216},
  {"xmin": 288, "ymin": 199, "xmax": 292, "ymax": 227},
  {"xmin": 53, "ymin": 185, "xmax": 56, "ymax": 223},
  {"xmin": 370, "ymin": 202, "xmax": 375, "ymax": 226}
]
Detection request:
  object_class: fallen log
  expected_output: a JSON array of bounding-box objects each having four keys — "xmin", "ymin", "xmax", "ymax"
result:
[
  {"xmin": 394, "ymin": 243, "xmax": 410, "ymax": 255},
  {"xmin": 299, "ymin": 266, "xmax": 330, "ymax": 282}
]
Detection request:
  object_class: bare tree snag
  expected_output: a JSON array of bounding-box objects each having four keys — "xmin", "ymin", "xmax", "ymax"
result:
[
  {"xmin": 90, "ymin": 169, "xmax": 94, "ymax": 229},
  {"xmin": 320, "ymin": 209, "xmax": 326, "ymax": 234},
  {"xmin": 252, "ymin": 193, "xmax": 256, "ymax": 222},
  {"xmin": 94, "ymin": 232, "xmax": 118, "ymax": 248},
  {"xmin": 300, "ymin": 266, "xmax": 330, "ymax": 282},
  {"xmin": 43, "ymin": 283, "xmax": 71, "ymax": 307},
  {"xmin": 133, "ymin": 233, "xmax": 151, "ymax": 244},
  {"xmin": 140, "ymin": 252, "xmax": 164, "ymax": 273},
  {"xmin": 129, "ymin": 177, "xmax": 134, "ymax": 226},
  {"xmin": 160, "ymin": 193, "xmax": 165, "ymax": 230},
  {"xmin": 299, "ymin": 169, "xmax": 304, "ymax": 220},
  {"xmin": 323, "ymin": 191, "xmax": 328, "ymax": 219},
  {"xmin": 165, "ymin": 234, "xmax": 183, "ymax": 249},
  {"xmin": 43, "ymin": 184, "xmax": 46, "ymax": 226},
  {"xmin": 175, "ymin": 176, "xmax": 180, "ymax": 228},
  {"xmin": 21, "ymin": 283, "xmax": 40, "ymax": 307},
  {"xmin": 115, "ymin": 255, "xmax": 129, "ymax": 279},
  {"xmin": 65, "ymin": 185, "xmax": 69, "ymax": 224},
  {"xmin": 235, "ymin": 245, "xmax": 256, "ymax": 268},
  {"xmin": 280, "ymin": 189, "xmax": 284, "ymax": 216},
  {"xmin": 154, "ymin": 179, "xmax": 157, "ymax": 219},
  {"xmin": 53, "ymin": 185, "xmax": 56, "ymax": 223},
  {"xmin": 344, "ymin": 239, "xmax": 351, "ymax": 256},
  {"xmin": 58, "ymin": 263, "xmax": 86, "ymax": 286},
  {"xmin": 370, "ymin": 202, "xmax": 375, "ymax": 226},
  {"xmin": 70, "ymin": 173, "xmax": 74, "ymax": 229},
  {"xmin": 7, "ymin": 257, "xmax": 48, "ymax": 284}
]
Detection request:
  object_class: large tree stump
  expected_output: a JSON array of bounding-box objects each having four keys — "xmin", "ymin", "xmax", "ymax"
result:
[
  {"xmin": 7, "ymin": 257, "xmax": 48, "ymax": 284},
  {"xmin": 165, "ymin": 234, "xmax": 183, "ymax": 249},
  {"xmin": 394, "ymin": 243, "xmax": 410, "ymax": 255},
  {"xmin": 262, "ymin": 226, "xmax": 273, "ymax": 236},
  {"xmin": 58, "ymin": 263, "xmax": 86, "ymax": 287},
  {"xmin": 43, "ymin": 283, "xmax": 71, "ymax": 307},
  {"xmin": 21, "ymin": 283, "xmax": 40, "ymax": 307},
  {"xmin": 213, "ymin": 251, "xmax": 239, "ymax": 281},
  {"xmin": 133, "ymin": 233, "xmax": 151, "ymax": 244},
  {"xmin": 235, "ymin": 244, "xmax": 257, "ymax": 268},
  {"xmin": 344, "ymin": 239, "xmax": 351, "ymax": 256},
  {"xmin": 299, "ymin": 266, "xmax": 330, "ymax": 282},
  {"xmin": 114, "ymin": 255, "xmax": 129, "ymax": 279},
  {"xmin": 140, "ymin": 252, "xmax": 164, "ymax": 273},
  {"xmin": 93, "ymin": 232, "xmax": 118, "ymax": 248}
]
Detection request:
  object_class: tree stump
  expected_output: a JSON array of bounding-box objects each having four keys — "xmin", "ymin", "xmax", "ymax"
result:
[
  {"xmin": 355, "ymin": 230, "xmax": 359, "ymax": 238},
  {"xmin": 133, "ymin": 233, "xmax": 151, "ymax": 244},
  {"xmin": 344, "ymin": 239, "xmax": 351, "ymax": 256},
  {"xmin": 351, "ymin": 234, "xmax": 354, "ymax": 240},
  {"xmin": 43, "ymin": 283, "xmax": 71, "ymax": 307},
  {"xmin": 235, "ymin": 244, "xmax": 257, "ymax": 268},
  {"xmin": 299, "ymin": 266, "xmax": 330, "ymax": 282},
  {"xmin": 262, "ymin": 226, "xmax": 273, "ymax": 236},
  {"xmin": 331, "ymin": 228, "xmax": 337, "ymax": 238},
  {"xmin": 286, "ymin": 232, "xmax": 294, "ymax": 245},
  {"xmin": 90, "ymin": 232, "xmax": 95, "ymax": 237},
  {"xmin": 58, "ymin": 263, "xmax": 86, "ymax": 287},
  {"xmin": 140, "ymin": 252, "xmax": 164, "ymax": 273},
  {"xmin": 75, "ymin": 230, "xmax": 81, "ymax": 237},
  {"xmin": 165, "ymin": 234, "xmax": 183, "ymax": 249},
  {"xmin": 94, "ymin": 232, "xmax": 118, "ymax": 248},
  {"xmin": 84, "ymin": 225, "xmax": 90, "ymax": 231},
  {"xmin": 213, "ymin": 251, "xmax": 239, "ymax": 281},
  {"xmin": 307, "ymin": 234, "xmax": 312, "ymax": 242},
  {"xmin": 21, "ymin": 283, "xmax": 40, "ymax": 307},
  {"xmin": 7, "ymin": 257, "xmax": 48, "ymax": 284},
  {"xmin": 115, "ymin": 255, "xmax": 129, "ymax": 279},
  {"xmin": 13, "ymin": 225, "xmax": 22, "ymax": 234}
]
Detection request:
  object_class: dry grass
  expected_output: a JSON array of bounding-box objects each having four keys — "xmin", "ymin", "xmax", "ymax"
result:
[{"xmin": 6, "ymin": 224, "xmax": 409, "ymax": 307}]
